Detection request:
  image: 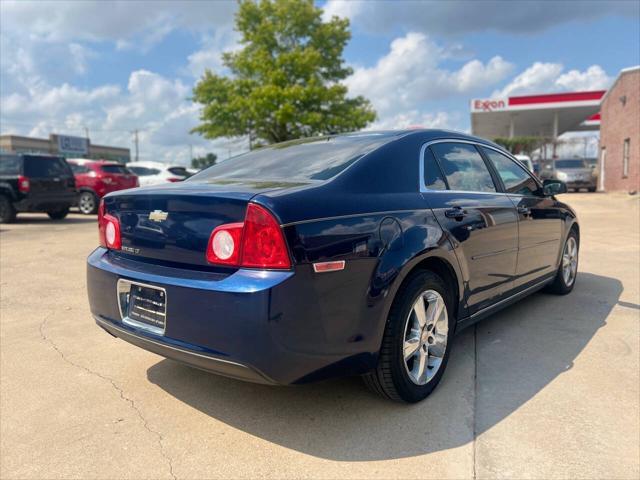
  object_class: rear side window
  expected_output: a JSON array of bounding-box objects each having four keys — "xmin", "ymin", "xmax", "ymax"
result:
[
  {"xmin": 481, "ymin": 148, "xmax": 540, "ymax": 196},
  {"xmin": 101, "ymin": 164, "xmax": 129, "ymax": 174},
  {"xmin": 0, "ymin": 155, "xmax": 21, "ymax": 175},
  {"xmin": 129, "ymin": 166, "xmax": 160, "ymax": 176},
  {"xmin": 423, "ymin": 147, "xmax": 446, "ymax": 190},
  {"xmin": 23, "ymin": 156, "xmax": 71, "ymax": 177},
  {"xmin": 430, "ymin": 143, "xmax": 496, "ymax": 193},
  {"xmin": 69, "ymin": 163, "xmax": 91, "ymax": 174}
]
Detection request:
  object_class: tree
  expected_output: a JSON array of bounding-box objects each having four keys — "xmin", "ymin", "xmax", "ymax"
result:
[
  {"xmin": 493, "ymin": 136, "xmax": 547, "ymax": 155},
  {"xmin": 191, "ymin": 153, "xmax": 218, "ymax": 170},
  {"xmin": 192, "ymin": 0, "xmax": 376, "ymax": 145}
]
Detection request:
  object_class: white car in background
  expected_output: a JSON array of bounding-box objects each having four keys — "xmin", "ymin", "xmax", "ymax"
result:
[
  {"xmin": 514, "ymin": 154, "xmax": 534, "ymax": 173},
  {"xmin": 126, "ymin": 161, "xmax": 190, "ymax": 186}
]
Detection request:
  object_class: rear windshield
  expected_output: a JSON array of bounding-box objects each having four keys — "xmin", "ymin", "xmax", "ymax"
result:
[
  {"xmin": 190, "ymin": 134, "xmax": 393, "ymax": 183},
  {"xmin": 128, "ymin": 166, "xmax": 160, "ymax": 176},
  {"xmin": 101, "ymin": 164, "xmax": 130, "ymax": 174},
  {"xmin": 0, "ymin": 155, "xmax": 21, "ymax": 175},
  {"xmin": 69, "ymin": 163, "xmax": 91, "ymax": 174},
  {"xmin": 555, "ymin": 159, "xmax": 586, "ymax": 169},
  {"xmin": 168, "ymin": 166, "xmax": 189, "ymax": 177},
  {"xmin": 23, "ymin": 156, "xmax": 71, "ymax": 177}
]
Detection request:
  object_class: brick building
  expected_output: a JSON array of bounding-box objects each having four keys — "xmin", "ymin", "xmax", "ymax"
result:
[
  {"xmin": 598, "ymin": 66, "xmax": 639, "ymax": 192},
  {"xmin": 0, "ymin": 133, "xmax": 130, "ymax": 163}
]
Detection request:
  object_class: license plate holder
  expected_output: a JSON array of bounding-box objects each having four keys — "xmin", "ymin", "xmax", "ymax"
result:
[{"xmin": 117, "ymin": 280, "xmax": 166, "ymax": 335}]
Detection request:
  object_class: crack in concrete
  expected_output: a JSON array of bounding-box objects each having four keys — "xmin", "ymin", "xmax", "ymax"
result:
[
  {"xmin": 39, "ymin": 313, "xmax": 177, "ymax": 480},
  {"xmin": 472, "ymin": 324, "xmax": 478, "ymax": 480}
]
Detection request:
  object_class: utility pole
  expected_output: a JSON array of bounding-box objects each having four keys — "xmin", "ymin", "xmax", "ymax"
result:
[
  {"xmin": 132, "ymin": 129, "xmax": 139, "ymax": 162},
  {"xmin": 84, "ymin": 126, "xmax": 89, "ymax": 140},
  {"xmin": 189, "ymin": 144, "xmax": 193, "ymax": 165}
]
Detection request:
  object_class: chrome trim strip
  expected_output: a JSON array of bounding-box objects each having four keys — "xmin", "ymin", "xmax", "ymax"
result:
[
  {"xmin": 519, "ymin": 238, "xmax": 561, "ymax": 250},
  {"xmin": 94, "ymin": 316, "xmax": 249, "ymax": 369},
  {"xmin": 469, "ymin": 277, "xmax": 551, "ymax": 319}
]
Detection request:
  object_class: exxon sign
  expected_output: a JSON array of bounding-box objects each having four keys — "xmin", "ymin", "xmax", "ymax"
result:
[{"xmin": 471, "ymin": 99, "xmax": 507, "ymax": 112}]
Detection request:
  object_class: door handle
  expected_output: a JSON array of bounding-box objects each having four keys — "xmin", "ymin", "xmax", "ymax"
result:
[
  {"xmin": 444, "ymin": 207, "xmax": 467, "ymax": 220},
  {"xmin": 517, "ymin": 206, "xmax": 531, "ymax": 216}
]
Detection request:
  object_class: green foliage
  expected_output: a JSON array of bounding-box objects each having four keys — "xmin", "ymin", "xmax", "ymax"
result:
[
  {"xmin": 493, "ymin": 136, "xmax": 547, "ymax": 155},
  {"xmin": 192, "ymin": 0, "xmax": 376, "ymax": 145},
  {"xmin": 191, "ymin": 152, "xmax": 218, "ymax": 170}
]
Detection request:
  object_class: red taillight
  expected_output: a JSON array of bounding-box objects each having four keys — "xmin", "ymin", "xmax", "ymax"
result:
[
  {"xmin": 206, "ymin": 222, "xmax": 244, "ymax": 266},
  {"xmin": 18, "ymin": 175, "xmax": 30, "ymax": 193},
  {"xmin": 167, "ymin": 177, "xmax": 182, "ymax": 183},
  {"xmin": 205, "ymin": 203, "xmax": 291, "ymax": 269},
  {"xmin": 98, "ymin": 199, "xmax": 121, "ymax": 250}
]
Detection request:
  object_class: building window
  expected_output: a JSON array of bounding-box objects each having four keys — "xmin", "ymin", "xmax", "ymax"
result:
[{"xmin": 623, "ymin": 138, "xmax": 630, "ymax": 178}]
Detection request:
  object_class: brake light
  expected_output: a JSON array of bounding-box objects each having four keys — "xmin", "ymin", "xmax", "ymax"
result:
[
  {"xmin": 18, "ymin": 175, "xmax": 29, "ymax": 193},
  {"xmin": 206, "ymin": 203, "xmax": 291, "ymax": 269},
  {"xmin": 98, "ymin": 199, "xmax": 121, "ymax": 250},
  {"xmin": 167, "ymin": 177, "xmax": 182, "ymax": 183}
]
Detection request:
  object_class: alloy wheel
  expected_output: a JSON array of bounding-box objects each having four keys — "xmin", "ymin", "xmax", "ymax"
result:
[
  {"xmin": 79, "ymin": 192, "xmax": 96, "ymax": 214},
  {"xmin": 403, "ymin": 289, "xmax": 448, "ymax": 385},
  {"xmin": 562, "ymin": 236, "xmax": 578, "ymax": 286}
]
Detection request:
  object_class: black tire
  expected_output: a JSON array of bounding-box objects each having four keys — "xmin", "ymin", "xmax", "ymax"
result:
[
  {"xmin": 545, "ymin": 230, "xmax": 579, "ymax": 295},
  {"xmin": 0, "ymin": 194, "xmax": 17, "ymax": 223},
  {"xmin": 588, "ymin": 187, "xmax": 596, "ymax": 193},
  {"xmin": 78, "ymin": 191, "xmax": 98, "ymax": 215},
  {"xmin": 363, "ymin": 270, "xmax": 455, "ymax": 403},
  {"xmin": 47, "ymin": 207, "xmax": 70, "ymax": 220}
]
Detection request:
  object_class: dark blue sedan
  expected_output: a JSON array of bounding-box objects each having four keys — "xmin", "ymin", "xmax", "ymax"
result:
[{"xmin": 87, "ymin": 130, "xmax": 579, "ymax": 403}]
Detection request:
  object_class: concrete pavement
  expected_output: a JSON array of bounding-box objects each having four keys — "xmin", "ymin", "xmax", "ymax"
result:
[{"xmin": 1, "ymin": 193, "xmax": 638, "ymax": 479}]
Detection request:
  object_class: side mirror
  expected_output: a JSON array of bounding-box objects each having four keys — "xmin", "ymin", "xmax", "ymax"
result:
[{"xmin": 543, "ymin": 179, "xmax": 567, "ymax": 196}]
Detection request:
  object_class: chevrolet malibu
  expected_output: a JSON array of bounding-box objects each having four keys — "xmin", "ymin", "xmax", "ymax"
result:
[{"xmin": 87, "ymin": 130, "xmax": 578, "ymax": 403}]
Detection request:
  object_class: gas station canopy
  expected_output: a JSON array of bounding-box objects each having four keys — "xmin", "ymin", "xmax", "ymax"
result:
[{"xmin": 470, "ymin": 90, "xmax": 605, "ymax": 141}]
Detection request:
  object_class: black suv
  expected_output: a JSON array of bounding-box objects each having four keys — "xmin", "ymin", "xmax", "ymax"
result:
[{"xmin": 0, "ymin": 153, "xmax": 76, "ymax": 223}]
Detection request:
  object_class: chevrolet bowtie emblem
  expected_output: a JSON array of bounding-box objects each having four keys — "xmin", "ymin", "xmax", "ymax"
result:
[{"xmin": 149, "ymin": 210, "xmax": 168, "ymax": 222}]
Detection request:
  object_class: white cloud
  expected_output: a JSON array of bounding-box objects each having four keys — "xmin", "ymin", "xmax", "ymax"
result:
[
  {"xmin": 0, "ymin": 0, "xmax": 236, "ymax": 49},
  {"xmin": 494, "ymin": 63, "xmax": 613, "ymax": 97},
  {"xmin": 345, "ymin": 32, "xmax": 512, "ymax": 119},
  {"xmin": 185, "ymin": 28, "xmax": 240, "ymax": 78},
  {"xmin": 369, "ymin": 111, "xmax": 462, "ymax": 131},
  {"xmin": 323, "ymin": 0, "xmax": 638, "ymax": 35}
]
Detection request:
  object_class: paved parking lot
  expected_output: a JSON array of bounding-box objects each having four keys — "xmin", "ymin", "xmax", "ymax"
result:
[{"xmin": 1, "ymin": 193, "xmax": 638, "ymax": 480}]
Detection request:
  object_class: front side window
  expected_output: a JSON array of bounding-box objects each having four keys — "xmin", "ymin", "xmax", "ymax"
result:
[
  {"xmin": 101, "ymin": 164, "xmax": 129, "ymax": 175},
  {"xmin": 430, "ymin": 143, "xmax": 496, "ymax": 193},
  {"xmin": 69, "ymin": 163, "xmax": 91, "ymax": 174},
  {"xmin": 482, "ymin": 147, "xmax": 540, "ymax": 196},
  {"xmin": 129, "ymin": 166, "xmax": 160, "ymax": 176}
]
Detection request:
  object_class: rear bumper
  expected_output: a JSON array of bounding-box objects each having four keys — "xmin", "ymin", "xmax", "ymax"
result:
[
  {"xmin": 87, "ymin": 248, "xmax": 379, "ymax": 385},
  {"xmin": 94, "ymin": 315, "xmax": 275, "ymax": 384},
  {"xmin": 15, "ymin": 192, "xmax": 76, "ymax": 212}
]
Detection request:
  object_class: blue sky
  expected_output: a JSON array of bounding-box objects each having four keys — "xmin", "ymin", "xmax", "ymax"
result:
[{"xmin": 1, "ymin": 0, "xmax": 638, "ymax": 164}]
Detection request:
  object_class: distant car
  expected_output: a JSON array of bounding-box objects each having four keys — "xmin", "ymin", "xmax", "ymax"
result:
[
  {"xmin": 67, "ymin": 159, "xmax": 139, "ymax": 215},
  {"xmin": 88, "ymin": 130, "xmax": 578, "ymax": 403},
  {"xmin": 514, "ymin": 154, "xmax": 534, "ymax": 173},
  {"xmin": 540, "ymin": 158, "xmax": 597, "ymax": 192},
  {"xmin": 126, "ymin": 161, "xmax": 189, "ymax": 186},
  {"xmin": 0, "ymin": 153, "xmax": 76, "ymax": 223}
]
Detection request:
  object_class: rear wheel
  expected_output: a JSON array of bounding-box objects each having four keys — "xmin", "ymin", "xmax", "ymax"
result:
[
  {"xmin": 363, "ymin": 270, "xmax": 455, "ymax": 403},
  {"xmin": 0, "ymin": 195, "xmax": 16, "ymax": 223},
  {"xmin": 78, "ymin": 191, "xmax": 98, "ymax": 215},
  {"xmin": 47, "ymin": 207, "xmax": 70, "ymax": 220},
  {"xmin": 588, "ymin": 187, "xmax": 596, "ymax": 193},
  {"xmin": 545, "ymin": 230, "xmax": 579, "ymax": 295}
]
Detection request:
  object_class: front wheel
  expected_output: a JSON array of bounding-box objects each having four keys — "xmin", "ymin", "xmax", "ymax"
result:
[
  {"xmin": 47, "ymin": 207, "xmax": 70, "ymax": 220},
  {"xmin": 363, "ymin": 270, "xmax": 455, "ymax": 403},
  {"xmin": 545, "ymin": 230, "xmax": 579, "ymax": 295},
  {"xmin": 78, "ymin": 191, "xmax": 98, "ymax": 214}
]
